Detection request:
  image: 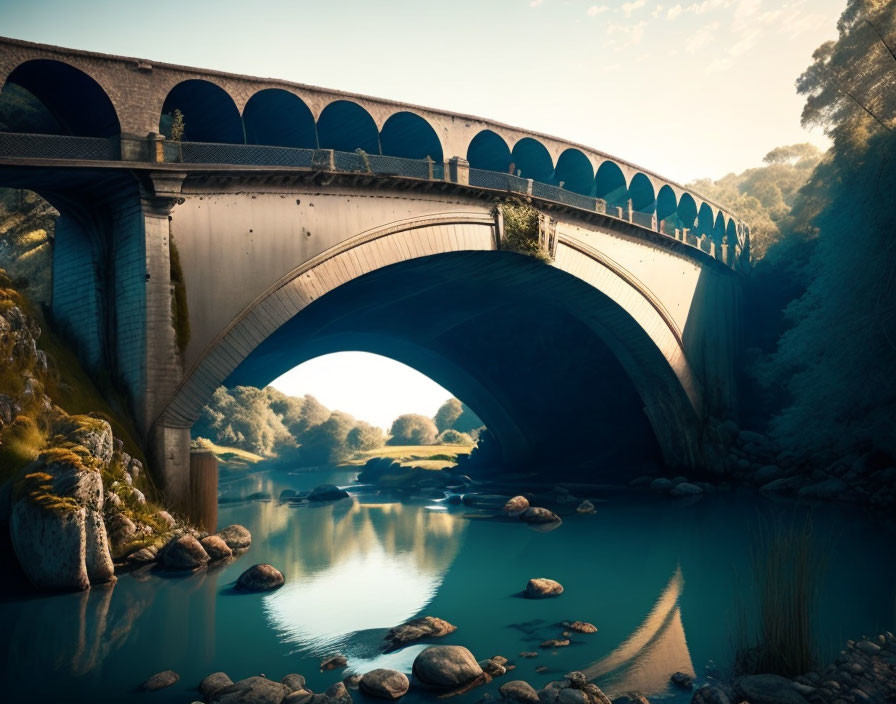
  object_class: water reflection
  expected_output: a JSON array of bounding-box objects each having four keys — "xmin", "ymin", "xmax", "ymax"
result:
[
  {"xmin": 585, "ymin": 567, "xmax": 695, "ymax": 697},
  {"xmin": 258, "ymin": 498, "xmax": 467, "ymax": 653}
]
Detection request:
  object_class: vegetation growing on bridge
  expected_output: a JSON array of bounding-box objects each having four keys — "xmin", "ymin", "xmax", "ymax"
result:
[
  {"xmin": 169, "ymin": 234, "xmax": 190, "ymax": 355},
  {"xmin": 500, "ymin": 200, "xmax": 551, "ymax": 263}
]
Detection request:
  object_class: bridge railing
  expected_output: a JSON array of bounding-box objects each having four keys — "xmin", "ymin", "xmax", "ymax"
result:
[
  {"xmin": 0, "ymin": 131, "xmax": 740, "ymax": 267},
  {"xmin": 0, "ymin": 132, "xmax": 120, "ymax": 161}
]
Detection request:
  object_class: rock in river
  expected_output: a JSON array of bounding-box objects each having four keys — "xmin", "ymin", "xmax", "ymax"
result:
[
  {"xmin": 141, "ymin": 670, "xmax": 179, "ymax": 691},
  {"xmin": 236, "ymin": 564, "xmax": 284, "ymax": 592},
  {"xmin": 208, "ymin": 675, "xmax": 290, "ymax": 704},
  {"xmin": 538, "ymin": 673, "xmax": 613, "ymax": 704},
  {"xmin": 503, "ymin": 495, "xmax": 530, "ymax": 517},
  {"xmin": 360, "ymin": 669, "xmax": 410, "ymax": 699},
  {"xmin": 321, "ymin": 654, "xmax": 348, "ymax": 670},
  {"xmin": 670, "ymin": 671, "xmax": 694, "ymax": 689},
  {"xmin": 282, "ymin": 674, "xmax": 307, "ymax": 691},
  {"xmin": 734, "ymin": 675, "xmax": 810, "ymax": 704},
  {"xmin": 670, "ymin": 483, "xmax": 703, "ymax": 497},
  {"xmin": 500, "ymin": 680, "xmax": 540, "ymax": 704},
  {"xmin": 564, "ymin": 621, "xmax": 597, "ymax": 634},
  {"xmin": 412, "ymin": 645, "xmax": 484, "ymax": 691},
  {"xmin": 200, "ymin": 672, "xmax": 234, "ymax": 697},
  {"xmin": 201, "ymin": 534, "xmax": 233, "ymax": 561},
  {"xmin": 308, "ymin": 484, "xmax": 350, "ymax": 502},
  {"xmin": 383, "ymin": 615, "xmax": 457, "ymax": 651},
  {"xmin": 525, "ymin": 578, "xmax": 564, "ymax": 598},
  {"xmin": 163, "ymin": 535, "xmax": 210, "ymax": 569},
  {"xmin": 520, "ymin": 507, "xmax": 562, "ymax": 525},
  {"xmin": 576, "ymin": 500, "xmax": 596, "ymax": 514},
  {"xmin": 216, "ymin": 524, "xmax": 252, "ymax": 550}
]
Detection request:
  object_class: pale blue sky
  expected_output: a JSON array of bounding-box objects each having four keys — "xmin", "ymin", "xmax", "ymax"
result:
[{"xmin": 1, "ymin": 0, "xmax": 846, "ymax": 425}]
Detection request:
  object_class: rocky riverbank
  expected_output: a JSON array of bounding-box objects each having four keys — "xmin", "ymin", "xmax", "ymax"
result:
[
  {"xmin": 146, "ymin": 629, "xmax": 895, "ymax": 704},
  {"xmin": 0, "ymin": 270, "xmax": 238, "ymax": 591}
]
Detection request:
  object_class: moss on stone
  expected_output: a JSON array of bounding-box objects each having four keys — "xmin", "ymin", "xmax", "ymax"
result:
[{"xmin": 169, "ymin": 235, "xmax": 190, "ymax": 355}]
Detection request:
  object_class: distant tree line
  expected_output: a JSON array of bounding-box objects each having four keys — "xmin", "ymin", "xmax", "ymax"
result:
[{"xmin": 194, "ymin": 389, "xmax": 484, "ymax": 465}]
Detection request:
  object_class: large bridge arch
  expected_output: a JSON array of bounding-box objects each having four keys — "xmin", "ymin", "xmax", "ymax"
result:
[{"xmin": 156, "ymin": 210, "xmax": 704, "ymax": 500}]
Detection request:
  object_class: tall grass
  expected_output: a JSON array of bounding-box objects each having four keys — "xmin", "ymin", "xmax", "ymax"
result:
[{"xmin": 733, "ymin": 515, "xmax": 822, "ymax": 677}]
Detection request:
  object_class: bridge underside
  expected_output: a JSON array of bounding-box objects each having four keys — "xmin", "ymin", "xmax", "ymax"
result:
[{"xmin": 227, "ymin": 251, "xmax": 667, "ymax": 478}]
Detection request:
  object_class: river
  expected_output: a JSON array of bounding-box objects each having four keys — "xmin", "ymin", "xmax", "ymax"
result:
[{"xmin": 1, "ymin": 465, "xmax": 894, "ymax": 703}]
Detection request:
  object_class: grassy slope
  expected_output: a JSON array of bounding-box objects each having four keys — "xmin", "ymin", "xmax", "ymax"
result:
[{"xmin": 350, "ymin": 443, "xmax": 473, "ymax": 468}]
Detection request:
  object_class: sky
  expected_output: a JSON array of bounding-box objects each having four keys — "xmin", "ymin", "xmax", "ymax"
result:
[
  {"xmin": 270, "ymin": 353, "xmax": 454, "ymax": 431},
  {"xmin": 1, "ymin": 0, "xmax": 843, "ymax": 181},
  {"xmin": 0, "ymin": 0, "xmax": 847, "ymax": 425}
]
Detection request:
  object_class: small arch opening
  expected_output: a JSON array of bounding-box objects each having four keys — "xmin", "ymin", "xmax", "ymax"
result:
[
  {"xmin": 466, "ymin": 130, "xmax": 511, "ymax": 173},
  {"xmin": 379, "ymin": 112, "xmax": 443, "ymax": 161},
  {"xmin": 629, "ymin": 173, "xmax": 656, "ymax": 213},
  {"xmin": 317, "ymin": 101, "xmax": 380, "ymax": 154},
  {"xmin": 510, "ymin": 138, "xmax": 554, "ymax": 183},
  {"xmin": 595, "ymin": 160, "xmax": 628, "ymax": 206},
  {"xmin": 160, "ymin": 79, "xmax": 244, "ymax": 144},
  {"xmin": 554, "ymin": 149, "xmax": 594, "ymax": 195},
  {"xmin": 0, "ymin": 59, "xmax": 119, "ymax": 137},
  {"xmin": 243, "ymin": 89, "xmax": 316, "ymax": 149}
]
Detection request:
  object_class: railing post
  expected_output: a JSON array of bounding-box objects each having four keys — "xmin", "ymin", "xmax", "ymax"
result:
[
  {"xmin": 624, "ymin": 199, "xmax": 632, "ymax": 222},
  {"xmin": 709, "ymin": 240, "xmax": 717, "ymax": 258},
  {"xmin": 526, "ymin": 178, "xmax": 533, "ymax": 197},
  {"xmin": 312, "ymin": 148, "xmax": 335, "ymax": 171},
  {"xmin": 148, "ymin": 132, "xmax": 165, "ymax": 163},
  {"xmin": 448, "ymin": 156, "xmax": 469, "ymax": 185},
  {"xmin": 425, "ymin": 156, "xmax": 434, "ymax": 180},
  {"xmin": 721, "ymin": 241, "xmax": 730, "ymax": 265}
]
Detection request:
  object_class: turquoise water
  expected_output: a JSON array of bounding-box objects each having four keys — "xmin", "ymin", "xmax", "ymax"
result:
[{"xmin": 1, "ymin": 466, "xmax": 894, "ymax": 703}]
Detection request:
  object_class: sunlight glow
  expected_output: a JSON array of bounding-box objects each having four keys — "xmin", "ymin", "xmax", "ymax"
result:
[{"xmin": 268, "ymin": 352, "xmax": 454, "ymax": 429}]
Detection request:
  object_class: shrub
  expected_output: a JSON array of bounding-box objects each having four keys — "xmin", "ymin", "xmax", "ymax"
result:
[
  {"xmin": 388, "ymin": 414, "xmax": 438, "ymax": 446},
  {"xmin": 437, "ymin": 429, "xmax": 473, "ymax": 445},
  {"xmin": 346, "ymin": 421, "xmax": 385, "ymax": 452},
  {"xmin": 502, "ymin": 201, "xmax": 551, "ymax": 263}
]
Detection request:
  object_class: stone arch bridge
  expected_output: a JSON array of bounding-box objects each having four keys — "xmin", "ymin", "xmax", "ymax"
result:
[{"xmin": 0, "ymin": 36, "xmax": 747, "ymax": 508}]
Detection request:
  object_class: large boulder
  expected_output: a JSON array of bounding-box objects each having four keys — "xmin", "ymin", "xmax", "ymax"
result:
[
  {"xmin": 670, "ymin": 483, "xmax": 703, "ymax": 497},
  {"xmin": 10, "ymin": 451, "xmax": 115, "ymax": 590},
  {"xmin": 412, "ymin": 645, "xmax": 484, "ymax": 691},
  {"xmin": 163, "ymin": 534, "xmax": 210, "ymax": 569},
  {"xmin": 236, "ymin": 564, "xmax": 284, "ymax": 592},
  {"xmin": 208, "ymin": 676, "xmax": 290, "ymax": 704},
  {"xmin": 216, "ymin": 524, "xmax": 252, "ymax": 550},
  {"xmin": 383, "ymin": 616, "xmax": 456, "ymax": 652},
  {"xmin": 538, "ymin": 673, "xmax": 612, "ymax": 704},
  {"xmin": 500, "ymin": 680, "xmax": 540, "ymax": 704},
  {"xmin": 308, "ymin": 484, "xmax": 350, "ymax": 502},
  {"xmin": 321, "ymin": 654, "xmax": 348, "ymax": 671},
  {"xmin": 524, "ymin": 578, "xmax": 564, "ymax": 598},
  {"xmin": 564, "ymin": 621, "xmax": 597, "ymax": 634},
  {"xmin": 359, "ymin": 669, "xmax": 410, "ymax": 699},
  {"xmin": 200, "ymin": 672, "xmax": 234, "ymax": 697},
  {"xmin": 281, "ymin": 674, "xmax": 306, "ymax": 692}
]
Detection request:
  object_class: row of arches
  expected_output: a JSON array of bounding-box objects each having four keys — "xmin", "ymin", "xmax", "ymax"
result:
[
  {"xmin": 158, "ymin": 81, "xmax": 444, "ymax": 162},
  {"xmin": 0, "ymin": 58, "xmax": 742, "ymax": 245},
  {"xmin": 466, "ymin": 130, "xmax": 740, "ymax": 245}
]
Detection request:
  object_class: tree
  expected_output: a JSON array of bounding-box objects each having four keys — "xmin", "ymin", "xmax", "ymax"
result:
[
  {"xmin": 796, "ymin": 0, "xmax": 896, "ymax": 146},
  {"xmin": 753, "ymin": 0, "xmax": 896, "ymax": 461},
  {"xmin": 433, "ymin": 398, "xmax": 463, "ymax": 432},
  {"xmin": 346, "ymin": 421, "xmax": 385, "ymax": 452},
  {"xmin": 194, "ymin": 386, "xmax": 292, "ymax": 456},
  {"xmin": 388, "ymin": 414, "xmax": 438, "ymax": 445},
  {"xmin": 298, "ymin": 411, "xmax": 358, "ymax": 465},
  {"xmin": 265, "ymin": 388, "xmax": 329, "ymax": 438}
]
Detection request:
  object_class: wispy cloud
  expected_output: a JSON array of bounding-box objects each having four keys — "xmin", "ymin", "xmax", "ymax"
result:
[
  {"xmin": 686, "ymin": 20, "xmax": 720, "ymax": 53},
  {"xmin": 529, "ymin": 0, "xmax": 544, "ymax": 7},
  {"xmin": 621, "ymin": 0, "xmax": 647, "ymax": 17},
  {"xmin": 666, "ymin": 4, "xmax": 682, "ymax": 19},
  {"xmin": 651, "ymin": 4, "xmax": 665, "ymax": 18},
  {"xmin": 606, "ymin": 20, "xmax": 648, "ymax": 46},
  {"xmin": 587, "ymin": 5, "xmax": 609, "ymax": 16}
]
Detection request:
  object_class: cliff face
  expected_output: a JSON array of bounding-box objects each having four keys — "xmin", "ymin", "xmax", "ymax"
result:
[{"xmin": 0, "ymin": 270, "xmax": 185, "ymax": 590}]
